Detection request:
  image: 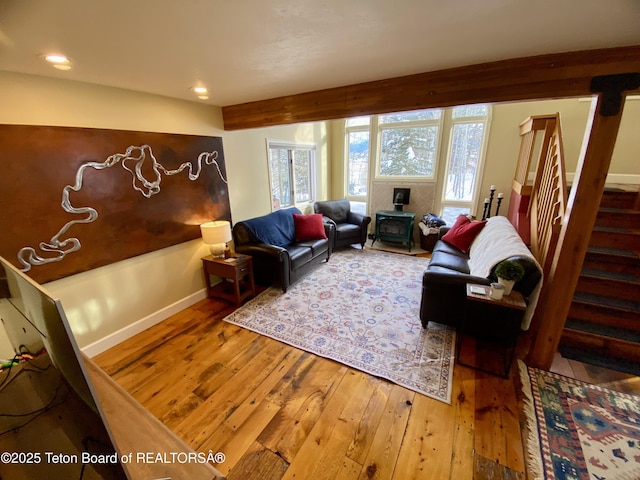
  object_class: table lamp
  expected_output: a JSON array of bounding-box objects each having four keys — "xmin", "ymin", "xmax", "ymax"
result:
[{"xmin": 200, "ymin": 220, "xmax": 232, "ymax": 257}]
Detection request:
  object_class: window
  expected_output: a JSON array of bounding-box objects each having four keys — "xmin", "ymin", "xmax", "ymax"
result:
[
  {"xmin": 441, "ymin": 104, "xmax": 490, "ymax": 222},
  {"xmin": 345, "ymin": 117, "xmax": 370, "ymax": 197},
  {"xmin": 377, "ymin": 109, "xmax": 442, "ymax": 178},
  {"xmin": 344, "ymin": 104, "xmax": 490, "ymax": 221},
  {"xmin": 268, "ymin": 141, "xmax": 316, "ymax": 210}
]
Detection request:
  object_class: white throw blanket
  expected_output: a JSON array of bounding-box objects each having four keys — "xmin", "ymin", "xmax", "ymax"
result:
[{"xmin": 468, "ymin": 216, "xmax": 542, "ymax": 330}]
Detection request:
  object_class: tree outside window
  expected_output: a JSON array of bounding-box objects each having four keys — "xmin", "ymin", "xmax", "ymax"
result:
[
  {"xmin": 441, "ymin": 104, "xmax": 490, "ymax": 222},
  {"xmin": 379, "ymin": 125, "xmax": 438, "ymax": 177},
  {"xmin": 346, "ymin": 117, "xmax": 370, "ymax": 197},
  {"xmin": 294, "ymin": 149, "xmax": 312, "ymax": 202},
  {"xmin": 377, "ymin": 109, "xmax": 442, "ymax": 179},
  {"xmin": 444, "ymin": 122, "xmax": 484, "ymax": 201}
]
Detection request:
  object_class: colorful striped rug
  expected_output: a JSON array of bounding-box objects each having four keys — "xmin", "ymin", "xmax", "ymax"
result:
[{"xmin": 519, "ymin": 360, "xmax": 640, "ymax": 479}]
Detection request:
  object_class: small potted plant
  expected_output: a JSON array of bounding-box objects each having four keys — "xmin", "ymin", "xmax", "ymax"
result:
[{"xmin": 494, "ymin": 260, "xmax": 525, "ymax": 295}]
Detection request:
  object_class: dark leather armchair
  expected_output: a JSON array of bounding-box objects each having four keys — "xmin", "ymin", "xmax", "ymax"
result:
[{"xmin": 313, "ymin": 199, "xmax": 371, "ymax": 249}]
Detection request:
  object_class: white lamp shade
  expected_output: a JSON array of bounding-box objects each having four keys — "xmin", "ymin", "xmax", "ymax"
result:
[{"xmin": 200, "ymin": 220, "xmax": 232, "ymax": 245}]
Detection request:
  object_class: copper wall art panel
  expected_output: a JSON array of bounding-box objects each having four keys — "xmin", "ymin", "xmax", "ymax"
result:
[{"xmin": 0, "ymin": 125, "xmax": 230, "ymax": 284}]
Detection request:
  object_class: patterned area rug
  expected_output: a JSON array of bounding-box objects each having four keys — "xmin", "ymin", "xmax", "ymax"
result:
[
  {"xmin": 519, "ymin": 360, "xmax": 640, "ymax": 479},
  {"xmin": 223, "ymin": 249, "xmax": 455, "ymax": 403}
]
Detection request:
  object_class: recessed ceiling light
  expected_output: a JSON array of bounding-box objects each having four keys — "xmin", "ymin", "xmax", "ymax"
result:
[
  {"xmin": 197, "ymin": 95, "xmax": 209, "ymax": 100},
  {"xmin": 192, "ymin": 86, "xmax": 208, "ymax": 94},
  {"xmin": 42, "ymin": 53, "xmax": 72, "ymax": 70},
  {"xmin": 44, "ymin": 54, "xmax": 70, "ymax": 64}
]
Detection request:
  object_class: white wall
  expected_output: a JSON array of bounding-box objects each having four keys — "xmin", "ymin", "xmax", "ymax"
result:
[
  {"xmin": 224, "ymin": 122, "xmax": 330, "ymax": 221},
  {"xmin": 0, "ymin": 72, "xmax": 328, "ymax": 353},
  {"xmin": 479, "ymin": 98, "xmax": 590, "ymax": 215}
]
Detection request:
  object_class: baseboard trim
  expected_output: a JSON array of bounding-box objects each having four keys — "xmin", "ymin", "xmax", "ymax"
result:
[
  {"xmin": 82, "ymin": 288, "xmax": 208, "ymax": 358},
  {"xmin": 603, "ymin": 173, "xmax": 640, "ymax": 185},
  {"xmin": 565, "ymin": 173, "xmax": 640, "ymax": 185}
]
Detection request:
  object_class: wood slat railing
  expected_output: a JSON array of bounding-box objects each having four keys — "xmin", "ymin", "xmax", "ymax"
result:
[
  {"xmin": 514, "ymin": 115, "xmax": 558, "ymax": 193},
  {"xmin": 528, "ymin": 116, "xmax": 567, "ymax": 277},
  {"xmin": 507, "ymin": 114, "xmax": 559, "ymax": 246}
]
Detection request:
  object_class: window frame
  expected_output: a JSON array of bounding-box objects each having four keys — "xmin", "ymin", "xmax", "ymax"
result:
[
  {"xmin": 267, "ymin": 140, "xmax": 317, "ymax": 211},
  {"xmin": 439, "ymin": 106, "xmax": 492, "ymax": 220},
  {"xmin": 344, "ymin": 117, "xmax": 372, "ymax": 201},
  {"xmin": 343, "ymin": 104, "xmax": 492, "ymax": 219},
  {"xmin": 374, "ymin": 110, "xmax": 444, "ymax": 181}
]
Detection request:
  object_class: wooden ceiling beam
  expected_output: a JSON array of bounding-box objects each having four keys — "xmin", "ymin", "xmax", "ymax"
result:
[{"xmin": 222, "ymin": 45, "xmax": 640, "ymax": 130}]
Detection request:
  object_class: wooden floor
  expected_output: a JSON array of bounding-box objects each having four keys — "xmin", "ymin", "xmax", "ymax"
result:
[{"xmin": 94, "ymin": 295, "xmax": 640, "ymax": 480}]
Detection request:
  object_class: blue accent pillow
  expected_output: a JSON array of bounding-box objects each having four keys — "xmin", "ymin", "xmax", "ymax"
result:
[{"xmin": 242, "ymin": 208, "xmax": 301, "ymax": 247}]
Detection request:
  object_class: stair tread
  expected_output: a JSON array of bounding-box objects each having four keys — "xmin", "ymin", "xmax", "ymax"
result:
[
  {"xmin": 581, "ymin": 268, "xmax": 640, "ymax": 283},
  {"xmin": 565, "ymin": 318, "xmax": 640, "ymax": 342},
  {"xmin": 593, "ymin": 225, "xmax": 637, "ymax": 233},
  {"xmin": 587, "ymin": 246, "xmax": 639, "ymax": 258},
  {"xmin": 563, "ymin": 186, "xmax": 640, "ymax": 372},
  {"xmin": 599, "ymin": 207, "xmax": 640, "ymax": 214},
  {"xmin": 573, "ymin": 292, "xmax": 640, "ymax": 313}
]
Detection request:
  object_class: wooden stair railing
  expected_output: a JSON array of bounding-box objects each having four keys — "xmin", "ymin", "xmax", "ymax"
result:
[
  {"xmin": 507, "ymin": 113, "xmax": 567, "ymax": 278},
  {"xmin": 508, "ymin": 114, "xmax": 559, "ymax": 245},
  {"xmin": 528, "ymin": 117, "xmax": 567, "ymax": 278},
  {"xmin": 526, "ymin": 86, "xmax": 635, "ymax": 370},
  {"xmin": 508, "ymin": 113, "xmax": 568, "ymax": 348}
]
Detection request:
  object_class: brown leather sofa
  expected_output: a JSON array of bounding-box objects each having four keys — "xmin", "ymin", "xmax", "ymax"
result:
[{"xmin": 420, "ymin": 217, "xmax": 542, "ymax": 329}]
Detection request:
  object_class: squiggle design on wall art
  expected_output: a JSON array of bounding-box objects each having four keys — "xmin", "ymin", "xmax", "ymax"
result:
[{"xmin": 17, "ymin": 144, "xmax": 227, "ymax": 272}]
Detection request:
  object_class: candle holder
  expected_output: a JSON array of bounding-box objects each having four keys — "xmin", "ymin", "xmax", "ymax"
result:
[
  {"xmin": 487, "ymin": 187, "xmax": 495, "ymax": 219},
  {"xmin": 496, "ymin": 193, "xmax": 504, "ymax": 217}
]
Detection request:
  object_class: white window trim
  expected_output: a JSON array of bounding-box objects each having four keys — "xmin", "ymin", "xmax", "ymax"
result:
[
  {"xmin": 266, "ymin": 139, "xmax": 317, "ymax": 211},
  {"xmin": 344, "ymin": 119, "xmax": 372, "ymax": 202}
]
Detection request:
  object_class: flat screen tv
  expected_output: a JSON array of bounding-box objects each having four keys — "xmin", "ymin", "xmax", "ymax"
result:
[{"xmin": 0, "ymin": 256, "xmax": 128, "ymax": 479}]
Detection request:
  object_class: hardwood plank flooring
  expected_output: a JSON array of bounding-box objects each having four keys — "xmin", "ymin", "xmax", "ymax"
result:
[{"xmin": 94, "ymin": 296, "xmax": 640, "ymax": 480}]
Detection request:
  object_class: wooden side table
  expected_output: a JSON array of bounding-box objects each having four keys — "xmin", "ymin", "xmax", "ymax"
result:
[
  {"xmin": 457, "ymin": 283, "xmax": 527, "ymax": 377},
  {"xmin": 202, "ymin": 254, "xmax": 256, "ymax": 306}
]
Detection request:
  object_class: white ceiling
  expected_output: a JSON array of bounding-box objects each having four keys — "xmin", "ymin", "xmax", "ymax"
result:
[{"xmin": 1, "ymin": 0, "xmax": 639, "ymax": 107}]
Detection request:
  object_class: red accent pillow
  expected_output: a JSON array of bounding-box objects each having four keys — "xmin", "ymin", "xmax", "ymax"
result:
[
  {"xmin": 293, "ymin": 213, "xmax": 327, "ymax": 242},
  {"xmin": 441, "ymin": 215, "xmax": 487, "ymax": 253}
]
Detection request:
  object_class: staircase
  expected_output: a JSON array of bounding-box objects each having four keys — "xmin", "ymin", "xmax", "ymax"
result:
[{"xmin": 559, "ymin": 186, "xmax": 640, "ymax": 369}]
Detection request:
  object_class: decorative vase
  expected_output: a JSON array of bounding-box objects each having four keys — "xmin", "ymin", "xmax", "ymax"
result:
[{"xmin": 498, "ymin": 277, "xmax": 515, "ymax": 295}]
